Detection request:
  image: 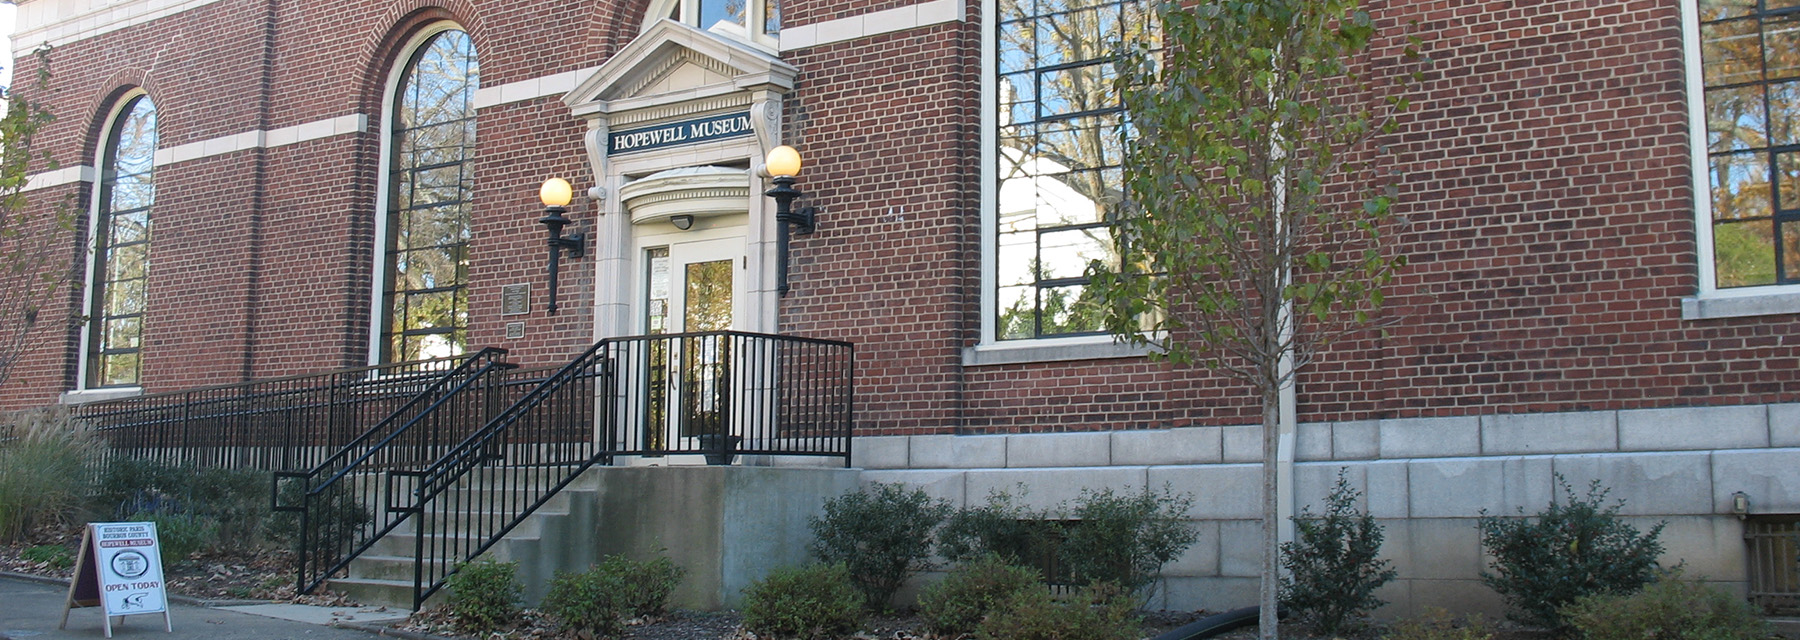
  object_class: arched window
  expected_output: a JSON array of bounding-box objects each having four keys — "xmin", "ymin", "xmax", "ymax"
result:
[
  {"xmin": 378, "ymin": 27, "xmax": 478, "ymax": 363},
  {"xmin": 85, "ymin": 94, "xmax": 157, "ymax": 388},
  {"xmin": 645, "ymin": 0, "xmax": 779, "ymax": 43}
]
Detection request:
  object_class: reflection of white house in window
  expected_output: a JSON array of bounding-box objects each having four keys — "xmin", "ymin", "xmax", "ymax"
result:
[{"xmin": 988, "ymin": 0, "xmax": 1144, "ymax": 341}]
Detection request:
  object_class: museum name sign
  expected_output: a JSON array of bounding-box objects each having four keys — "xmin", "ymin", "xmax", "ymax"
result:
[{"xmin": 608, "ymin": 111, "xmax": 753, "ymax": 155}]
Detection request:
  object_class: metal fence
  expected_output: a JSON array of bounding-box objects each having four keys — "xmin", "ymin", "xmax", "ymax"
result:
[
  {"xmin": 400, "ymin": 330, "xmax": 853, "ymax": 607},
  {"xmin": 70, "ymin": 355, "xmax": 481, "ymax": 472}
]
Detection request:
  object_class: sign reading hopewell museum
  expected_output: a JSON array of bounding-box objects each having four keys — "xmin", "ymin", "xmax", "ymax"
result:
[
  {"xmin": 608, "ymin": 111, "xmax": 753, "ymax": 155},
  {"xmin": 61, "ymin": 521, "xmax": 172, "ymax": 637}
]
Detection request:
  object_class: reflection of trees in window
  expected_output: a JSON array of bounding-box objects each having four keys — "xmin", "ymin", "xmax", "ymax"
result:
[
  {"xmin": 657, "ymin": 0, "xmax": 777, "ymax": 37},
  {"xmin": 994, "ymin": 0, "xmax": 1152, "ymax": 339},
  {"xmin": 1701, "ymin": 3, "xmax": 1800, "ymax": 287},
  {"xmin": 88, "ymin": 95, "xmax": 157, "ymax": 388},
  {"xmin": 383, "ymin": 29, "xmax": 477, "ymax": 363}
]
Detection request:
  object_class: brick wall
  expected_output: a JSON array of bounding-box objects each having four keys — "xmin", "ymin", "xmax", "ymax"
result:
[{"xmin": 7, "ymin": 0, "xmax": 1800, "ymax": 439}]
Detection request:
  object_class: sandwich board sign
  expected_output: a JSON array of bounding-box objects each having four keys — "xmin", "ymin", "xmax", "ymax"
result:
[{"xmin": 60, "ymin": 521, "xmax": 172, "ymax": 637}]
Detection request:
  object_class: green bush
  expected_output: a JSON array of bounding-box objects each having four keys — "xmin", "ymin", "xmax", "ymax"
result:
[
  {"xmin": 21, "ymin": 544, "xmax": 73, "ymax": 569},
  {"xmin": 543, "ymin": 567, "xmax": 630, "ymax": 639},
  {"xmin": 741, "ymin": 563, "xmax": 864, "ymax": 640},
  {"xmin": 263, "ymin": 480, "xmax": 370, "ymax": 555},
  {"xmin": 601, "ymin": 553, "xmax": 685, "ymax": 618},
  {"xmin": 1562, "ymin": 574, "xmax": 1772, "ymax": 640},
  {"xmin": 918, "ymin": 554, "xmax": 1043, "ymax": 636},
  {"xmin": 1477, "ymin": 475, "xmax": 1665, "ymax": 631},
  {"xmin": 1061, "ymin": 485, "xmax": 1197, "ymax": 596},
  {"xmin": 807, "ymin": 482, "xmax": 950, "ymax": 609},
  {"xmin": 0, "ymin": 407, "xmax": 97, "ymax": 542},
  {"xmin": 541, "ymin": 554, "xmax": 683, "ymax": 638},
  {"xmin": 1382, "ymin": 608, "xmax": 1494, "ymax": 640},
  {"xmin": 1281, "ymin": 469, "xmax": 1397, "ymax": 635},
  {"xmin": 445, "ymin": 560, "xmax": 522, "ymax": 632},
  {"xmin": 129, "ymin": 512, "xmax": 219, "ymax": 560},
  {"xmin": 95, "ymin": 458, "xmax": 273, "ymax": 554},
  {"xmin": 974, "ymin": 582, "xmax": 1140, "ymax": 640},
  {"xmin": 938, "ymin": 487, "xmax": 1051, "ymax": 565}
]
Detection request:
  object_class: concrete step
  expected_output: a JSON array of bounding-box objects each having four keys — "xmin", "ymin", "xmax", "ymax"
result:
[{"xmin": 329, "ymin": 577, "xmax": 422, "ymax": 610}]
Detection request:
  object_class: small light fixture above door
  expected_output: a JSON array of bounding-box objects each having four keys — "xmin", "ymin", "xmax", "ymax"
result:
[{"xmin": 671, "ymin": 214, "xmax": 695, "ymax": 230}]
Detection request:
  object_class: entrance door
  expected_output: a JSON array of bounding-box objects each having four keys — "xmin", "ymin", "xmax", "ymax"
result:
[{"xmin": 639, "ymin": 236, "xmax": 742, "ymax": 457}]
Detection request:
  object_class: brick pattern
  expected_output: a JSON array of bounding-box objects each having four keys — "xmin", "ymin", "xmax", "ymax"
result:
[{"xmin": 7, "ymin": 0, "xmax": 1800, "ymax": 445}]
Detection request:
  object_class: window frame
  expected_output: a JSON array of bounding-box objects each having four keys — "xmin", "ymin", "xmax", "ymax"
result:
[
  {"xmin": 978, "ymin": 0, "xmax": 1141, "ymax": 349},
  {"xmin": 368, "ymin": 22, "xmax": 479, "ymax": 365},
  {"xmin": 642, "ymin": 0, "xmax": 780, "ymax": 49},
  {"xmin": 77, "ymin": 91, "xmax": 157, "ymax": 390},
  {"xmin": 1685, "ymin": 0, "xmax": 1800, "ymax": 303}
]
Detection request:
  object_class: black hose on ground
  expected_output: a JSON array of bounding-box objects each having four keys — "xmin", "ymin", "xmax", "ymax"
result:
[{"xmin": 1149, "ymin": 605, "xmax": 1276, "ymax": 640}]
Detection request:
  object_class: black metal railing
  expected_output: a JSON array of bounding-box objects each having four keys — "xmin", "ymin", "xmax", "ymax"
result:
[
  {"xmin": 72, "ymin": 355, "xmax": 483, "ymax": 472},
  {"xmin": 273, "ymin": 348, "xmax": 515, "ymax": 595},
  {"xmin": 399, "ymin": 331, "xmax": 853, "ymax": 607}
]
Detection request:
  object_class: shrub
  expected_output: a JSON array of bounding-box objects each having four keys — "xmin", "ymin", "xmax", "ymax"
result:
[
  {"xmin": 1061, "ymin": 485, "xmax": 1198, "ymax": 596},
  {"xmin": 1562, "ymin": 574, "xmax": 1772, "ymax": 640},
  {"xmin": 1281, "ymin": 469, "xmax": 1397, "ymax": 635},
  {"xmin": 543, "ymin": 567, "xmax": 630, "ymax": 639},
  {"xmin": 600, "ymin": 553, "xmax": 685, "ymax": 618},
  {"xmin": 974, "ymin": 582, "xmax": 1140, "ymax": 640},
  {"xmin": 917, "ymin": 554, "xmax": 1043, "ymax": 636},
  {"xmin": 938, "ymin": 487, "xmax": 1051, "ymax": 565},
  {"xmin": 263, "ymin": 480, "xmax": 371, "ymax": 555},
  {"xmin": 0, "ymin": 407, "xmax": 96, "ymax": 542},
  {"xmin": 129, "ymin": 512, "xmax": 219, "ymax": 560},
  {"xmin": 740, "ymin": 563, "xmax": 864, "ymax": 640},
  {"xmin": 1478, "ymin": 475, "xmax": 1665, "ymax": 631},
  {"xmin": 95, "ymin": 458, "xmax": 273, "ymax": 554},
  {"xmin": 1382, "ymin": 608, "xmax": 1494, "ymax": 640},
  {"xmin": 445, "ymin": 560, "xmax": 522, "ymax": 631},
  {"xmin": 807, "ymin": 482, "xmax": 950, "ymax": 609},
  {"xmin": 21, "ymin": 544, "xmax": 73, "ymax": 569}
]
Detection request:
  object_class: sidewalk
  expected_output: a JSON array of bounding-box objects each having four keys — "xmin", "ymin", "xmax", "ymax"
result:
[{"xmin": 0, "ymin": 574, "xmax": 422, "ymax": 640}]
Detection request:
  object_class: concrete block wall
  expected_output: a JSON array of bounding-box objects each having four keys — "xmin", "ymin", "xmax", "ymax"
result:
[{"xmin": 856, "ymin": 402, "xmax": 1800, "ymax": 615}]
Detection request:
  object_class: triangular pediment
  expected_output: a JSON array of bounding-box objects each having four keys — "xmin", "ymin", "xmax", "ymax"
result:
[{"xmin": 564, "ymin": 19, "xmax": 796, "ymax": 114}]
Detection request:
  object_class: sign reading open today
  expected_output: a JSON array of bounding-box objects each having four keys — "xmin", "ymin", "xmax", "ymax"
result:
[{"xmin": 60, "ymin": 521, "xmax": 173, "ymax": 637}]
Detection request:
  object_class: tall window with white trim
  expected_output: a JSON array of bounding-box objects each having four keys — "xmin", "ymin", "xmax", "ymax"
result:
[
  {"xmin": 1699, "ymin": 2, "xmax": 1800, "ymax": 288},
  {"xmin": 992, "ymin": 0, "xmax": 1148, "ymax": 340},
  {"xmin": 86, "ymin": 95, "xmax": 157, "ymax": 388},
  {"xmin": 380, "ymin": 28, "xmax": 478, "ymax": 363}
]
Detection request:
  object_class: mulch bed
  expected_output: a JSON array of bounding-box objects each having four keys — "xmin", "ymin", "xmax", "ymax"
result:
[{"xmin": 0, "ymin": 524, "xmax": 354, "ymax": 606}]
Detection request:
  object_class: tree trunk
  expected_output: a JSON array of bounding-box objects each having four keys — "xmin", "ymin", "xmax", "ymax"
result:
[{"xmin": 1259, "ymin": 383, "xmax": 1282, "ymax": 640}]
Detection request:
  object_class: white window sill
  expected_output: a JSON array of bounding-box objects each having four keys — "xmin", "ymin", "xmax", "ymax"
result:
[
  {"xmin": 962, "ymin": 337, "xmax": 1151, "ymax": 366},
  {"xmin": 1682, "ymin": 289, "xmax": 1800, "ymax": 320},
  {"xmin": 59, "ymin": 387, "xmax": 143, "ymax": 404}
]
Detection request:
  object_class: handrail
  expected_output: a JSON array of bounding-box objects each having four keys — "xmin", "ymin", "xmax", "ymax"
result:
[
  {"xmin": 273, "ymin": 348, "xmax": 514, "ymax": 595},
  {"xmin": 400, "ymin": 330, "xmax": 854, "ymax": 607}
]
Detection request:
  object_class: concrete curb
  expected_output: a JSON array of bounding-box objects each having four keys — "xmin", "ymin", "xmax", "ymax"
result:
[
  {"xmin": 333, "ymin": 620, "xmax": 457, "ymax": 640},
  {"xmin": 0, "ymin": 570, "xmax": 271, "ymax": 608}
]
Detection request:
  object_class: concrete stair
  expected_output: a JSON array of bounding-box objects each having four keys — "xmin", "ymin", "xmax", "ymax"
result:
[{"xmin": 329, "ymin": 467, "xmax": 599, "ymax": 609}]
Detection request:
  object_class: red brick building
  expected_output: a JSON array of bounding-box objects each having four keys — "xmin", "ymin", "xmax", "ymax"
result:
[{"xmin": 3, "ymin": 0, "xmax": 1798, "ymax": 615}]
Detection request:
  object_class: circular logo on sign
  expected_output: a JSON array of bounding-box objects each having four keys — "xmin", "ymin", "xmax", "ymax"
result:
[{"xmin": 111, "ymin": 550, "xmax": 149, "ymax": 578}]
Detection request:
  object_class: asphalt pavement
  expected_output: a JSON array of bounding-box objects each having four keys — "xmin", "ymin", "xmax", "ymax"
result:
[{"xmin": 0, "ymin": 575, "xmax": 418, "ymax": 640}]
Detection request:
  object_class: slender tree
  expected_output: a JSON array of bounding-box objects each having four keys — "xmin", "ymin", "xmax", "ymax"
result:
[
  {"xmin": 0, "ymin": 49, "xmax": 74, "ymax": 392},
  {"xmin": 1090, "ymin": 2, "xmax": 1421, "ymax": 637}
]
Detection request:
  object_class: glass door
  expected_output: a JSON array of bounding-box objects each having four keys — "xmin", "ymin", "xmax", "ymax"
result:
[{"xmin": 640, "ymin": 237, "xmax": 742, "ymax": 457}]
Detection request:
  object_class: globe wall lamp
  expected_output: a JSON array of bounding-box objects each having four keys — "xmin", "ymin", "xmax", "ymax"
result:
[
  {"xmin": 765, "ymin": 145, "xmax": 814, "ymax": 294},
  {"xmin": 537, "ymin": 178, "xmax": 585, "ymax": 314}
]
